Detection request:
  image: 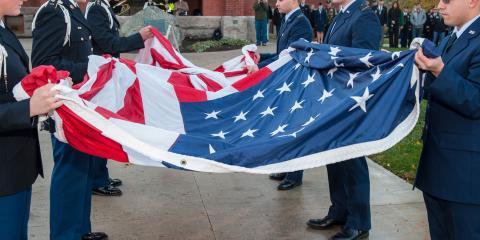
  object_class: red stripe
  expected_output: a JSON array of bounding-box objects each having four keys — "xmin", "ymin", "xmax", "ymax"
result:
[
  {"xmin": 197, "ymin": 74, "xmax": 223, "ymax": 92},
  {"xmin": 213, "ymin": 65, "xmax": 225, "ymax": 73},
  {"xmin": 168, "ymin": 72, "xmax": 195, "ymax": 88},
  {"xmin": 116, "ymin": 79, "xmax": 145, "ymax": 124},
  {"xmin": 172, "ymin": 85, "xmax": 208, "ymax": 102},
  {"xmin": 118, "ymin": 58, "xmax": 138, "ymax": 74},
  {"xmin": 222, "ymin": 69, "xmax": 248, "ymax": 77},
  {"xmin": 232, "ymin": 67, "xmax": 272, "ymax": 91},
  {"xmin": 151, "ymin": 49, "xmax": 186, "ymax": 70},
  {"xmin": 79, "ymin": 60, "xmax": 116, "ymax": 101},
  {"xmin": 151, "ymin": 28, "xmax": 185, "ymax": 67},
  {"xmin": 56, "ymin": 106, "xmax": 129, "ymax": 163}
]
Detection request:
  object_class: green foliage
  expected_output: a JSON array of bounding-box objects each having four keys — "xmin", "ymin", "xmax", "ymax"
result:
[
  {"xmin": 370, "ymin": 101, "xmax": 427, "ymax": 183},
  {"xmin": 190, "ymin": 38, "xmax": 252, "ymax": 53}
]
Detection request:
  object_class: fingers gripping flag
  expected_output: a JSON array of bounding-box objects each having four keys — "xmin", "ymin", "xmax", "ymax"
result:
[{"xmin": 14, "ymin": 40, "xmax": 421, "ymax": 173}]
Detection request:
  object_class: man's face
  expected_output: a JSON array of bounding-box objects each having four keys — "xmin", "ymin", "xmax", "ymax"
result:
[
  {"xmin": 379, "ymin": 0, "xmax": 384, "ymax": 6},
  {"xmin": 276, "ymin": 0, "xmax": 298, "ymax": 13},
  {"xmin": 438, "ymin": 0, "xmax": 471, "ymax": 26}
]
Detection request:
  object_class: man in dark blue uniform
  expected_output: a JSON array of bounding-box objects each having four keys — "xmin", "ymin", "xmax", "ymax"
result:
[
  {"xmin": 0, "ymin": 3, "xmax": 63, "ymax": 237},
  {"xmin": 85, "ymin": 0, "xmax": 152, "ymax": 197},
  {"xmin": 251, "ymin": 0, "xmax": 312, "ymax": 191},
  {"xmin": 31, "ymin": 0, "xmax": 108, "ymax": 239},
  {"xmin": 414, "ymin": 0, "xmax": 480, "ymax": 238},
  {"xmin": 306, "ymin": 0, "xmax": 381, "ymax": 239}
]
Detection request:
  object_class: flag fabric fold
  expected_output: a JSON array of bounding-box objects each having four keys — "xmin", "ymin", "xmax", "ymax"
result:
[{"xmin": 14, "ymin": 37, "xmax": 421, "ymax": 174}]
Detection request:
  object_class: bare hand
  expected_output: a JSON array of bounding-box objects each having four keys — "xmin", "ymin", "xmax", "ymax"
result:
[
  {"xmin": 414, "ymin": 48, "xmax": 444, "ymax": 77},
  {"xmin": 246, "ymin": 65, "xmax": 259, "ymax": 75},
  {"xmin": 29, "ymin": 84, "xmax": 63, "ymax": 117},
  {"xmin": 139, "ymin": 26, "xmax": 154, "ymax": 40}
]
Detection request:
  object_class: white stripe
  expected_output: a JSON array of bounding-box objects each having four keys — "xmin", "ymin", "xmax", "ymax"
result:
[{"xmin": 135, "ymin": 64, "xmax": 186, "ymax": 133}]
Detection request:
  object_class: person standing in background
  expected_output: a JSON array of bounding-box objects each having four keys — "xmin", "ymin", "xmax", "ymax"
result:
[
  {"xmin": 387, "ymin": 1, "xmax": 403, "ymax": 48},
  {"xmin": 400, "ymin": 6, "xmax": 413, "ymax": 48},
  {"xmin": 431, "ymin": 8, "xmax": 447, "ymax": 45},
  {"xmin": 253, "ymin": 0, "xmax": 269, "ymax": 46},
  {"xmin": 410, "ymin": 3, "xmax": 426, "ymax": 38},
  {"xmin": 174, "ymin": 0, "xmax": 189, "ymax": 16},
  {"xmin": 313, "ymin": 1, "xmax": 328, "ymax": 43}
]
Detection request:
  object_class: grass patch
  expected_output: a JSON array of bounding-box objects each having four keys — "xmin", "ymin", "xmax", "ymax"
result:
[
  {"xmin": 188, "ymin": 38, "xmax": 252, "ymax": 53},
  {"xmin": 369, "ymin": 101, "xmax": 426, "ymax": 183}
]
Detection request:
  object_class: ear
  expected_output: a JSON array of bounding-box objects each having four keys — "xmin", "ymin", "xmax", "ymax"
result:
[{"xmin": 471, "ymin": 0, "xmax": 480, "ymax": 9}]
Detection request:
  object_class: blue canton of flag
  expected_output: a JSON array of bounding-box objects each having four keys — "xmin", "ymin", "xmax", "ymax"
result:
[{"xmin": 168, "ymin": 40, "xmax": 421, "ymax": 173}]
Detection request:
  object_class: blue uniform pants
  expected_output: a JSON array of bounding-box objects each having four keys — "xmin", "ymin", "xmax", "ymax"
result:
[
  {"xmin": 92, "ymin": 158, "xmax": 109, "ymax": 189},
  {"xmin": 255, "ymin": 19, "xmax": 268, "ymax": 45},
  {"xmin": 326, "ymin": 157, "xmax": 371, "ymax": 230},
  {"xmin": 50, "ymin": 137, "xmax": 96, "ymax": 240},
  {"xmin": 424, "ymin": 192, "xmax": 480, "ymax": 240},
  {"xmin": 0, "ymin": 186, "xmax": 32, "ymax": 240}
]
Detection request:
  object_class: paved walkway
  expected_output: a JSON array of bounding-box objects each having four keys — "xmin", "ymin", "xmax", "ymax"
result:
[{"xmin": 20, "ymin": 39, "xmax": 430, "ymax": 240}]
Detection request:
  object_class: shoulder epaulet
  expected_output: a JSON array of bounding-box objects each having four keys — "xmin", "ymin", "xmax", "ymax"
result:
[
  {"xmin": 0, "ymin": 43, "xmax": 8, "ymax": 81},
  {"xmin": 85, "ymin": 0, "xmax": 114, "ymax": 29},
  {"xmin": 32, "ymin": 0, "xmax": 72, "ymax": 47}
]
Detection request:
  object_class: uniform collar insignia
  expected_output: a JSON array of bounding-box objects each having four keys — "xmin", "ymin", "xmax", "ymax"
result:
[{"xmin": 469, "ymin": 30, "xmax": 476, "ymax": 35}]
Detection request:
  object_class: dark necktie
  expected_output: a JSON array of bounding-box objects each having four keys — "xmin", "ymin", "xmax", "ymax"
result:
[{"xmin": 443, "ymin": 33, "xmax": 457, "ymax": 54}]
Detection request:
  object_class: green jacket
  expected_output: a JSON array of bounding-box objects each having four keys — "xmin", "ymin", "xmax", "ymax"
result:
[{"xmin": 253, "ymin": 2, "xmax": 269, "ymax": 20}]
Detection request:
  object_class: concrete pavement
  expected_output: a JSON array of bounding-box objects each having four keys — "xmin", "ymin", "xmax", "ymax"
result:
[{"xmin": 20, "ymin": 38, "xmax": 430, "ymax": 240}]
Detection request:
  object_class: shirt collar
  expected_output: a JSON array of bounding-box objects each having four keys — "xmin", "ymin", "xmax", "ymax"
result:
[
  {"xmin": 0, "ymin": 21, "xmax": 5, "ymax": 28},
  {"xmin": 285, "ymin": 7, "xmax": 300, "ymax": 22},
  {"xmin": 341, "ymin": 0, "xmax": 356, "ymax": 13},
  {"xmin": 453, "ymin": 14, "xmax": 480, "ymax": 39}
]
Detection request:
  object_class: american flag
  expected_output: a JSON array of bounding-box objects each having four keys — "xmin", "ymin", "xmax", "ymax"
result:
[{"xmin": 13, "ymin": 37, "xmax": 421, "ymax": 173}]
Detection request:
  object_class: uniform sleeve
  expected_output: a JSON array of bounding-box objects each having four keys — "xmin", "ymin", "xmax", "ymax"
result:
[
  {"xmin": 31, "ymin": 6, "xmax": 87, "ymax": 83},
  {"xmin": 0, "ymin": 99, "xmax": 35, "ymax": 133},
  {"xmin": 352, "ymin": 11, "xmax": 382, "ymax": 50},
  {"xmin": 428, "ymin": 50, "xmax": 480, "ymax": 119},
  {"xmin": 87, "ymin": 6, "xmax": 144, "ymax": 55}
]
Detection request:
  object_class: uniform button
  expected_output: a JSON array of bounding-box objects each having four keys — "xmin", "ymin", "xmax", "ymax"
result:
[
  {"xmin": 78, "ymin": 26, "xmax": 82, "ymax": 30},
  {"xmin": 89, "ymin": 36, "xmax": 91, "ymax": 40},
  {"xmin": 81, "ymin": 37, "xmax": 84, "ymax": 41},
  {"xmin": 91, "ymin": 48, "xmax": 93, "ymax": 52}
]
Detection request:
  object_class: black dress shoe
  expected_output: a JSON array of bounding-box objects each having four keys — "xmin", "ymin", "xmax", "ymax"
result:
[
  {"xmin": 277, "ymin": 179, "xmax": 302, "ymax": 190},
  {"xmin": 82, "ymin": 232, "xmax": 108, "ymax": 240},
  {"xmin": 92, "ymin": 185, "xmax": 122, "ymax": 196},
  {"xmin": 307, "ymin": 216, "xmax": 345, "ymax": 230},
  {"xmin": 330, "ymin": 228, "xmax": 369, "ymax": 240},
  {"xmin": 269, "ymin": 173, "xmax": 287, "ymax": 181},
  {"xmin": 108, "ymin": 178, "xmax": 122, "ymax": 187}
]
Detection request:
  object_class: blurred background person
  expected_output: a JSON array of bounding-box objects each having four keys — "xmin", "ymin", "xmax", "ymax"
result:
[
  {"xmin": 313, "ymin": 1, "xmax": 328, "ymax": 43},
  {"xmin": 387, "ymin": 1, "xmax": 403, "ymax": 48}
]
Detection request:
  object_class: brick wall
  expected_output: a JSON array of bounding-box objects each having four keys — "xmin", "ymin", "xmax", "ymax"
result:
[{"xmin": 203, "ymin": 0, "xmax": 326, "ymax": 16}]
